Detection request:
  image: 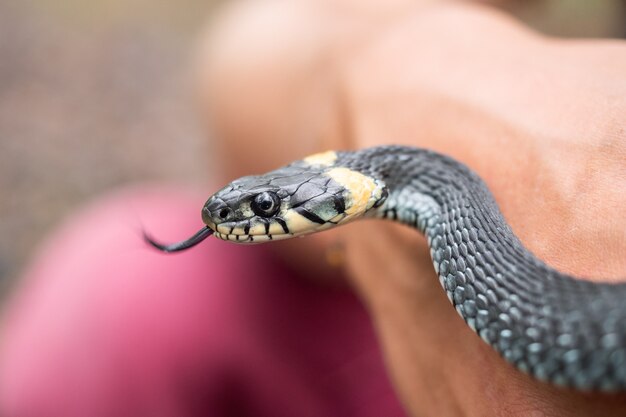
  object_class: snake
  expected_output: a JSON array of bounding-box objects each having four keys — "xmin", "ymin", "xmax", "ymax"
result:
[{"xmin": 145, "ymin": 145, "xmax": 626, "ymax": 391}]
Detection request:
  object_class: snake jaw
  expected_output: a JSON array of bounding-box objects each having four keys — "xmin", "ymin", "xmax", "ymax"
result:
[{"xmin": 212, "ymin": 231, "xmax": 285, "ymax": 243}]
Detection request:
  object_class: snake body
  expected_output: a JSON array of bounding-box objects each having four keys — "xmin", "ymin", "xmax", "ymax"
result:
[{"xmin": 147, "ymin": 145, "xmax": 626, "ymax": 391}]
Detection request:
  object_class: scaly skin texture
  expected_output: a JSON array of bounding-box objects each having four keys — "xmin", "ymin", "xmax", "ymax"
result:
[
  {"xmin": 176, "ymin": 143, "xmax": 626, "ymax": 391},
  {"xmin": 334, "ymin": 146, "xmax": 626, "ymax": 390},
  {"xmin": 198, "ymin": 1, "xmax": 626, "ymax": 415}
]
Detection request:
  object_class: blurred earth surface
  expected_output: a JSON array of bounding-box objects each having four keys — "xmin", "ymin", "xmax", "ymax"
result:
[{"xmin": 0, "ymin": 0, "xmax": 624, "ymax": 301}]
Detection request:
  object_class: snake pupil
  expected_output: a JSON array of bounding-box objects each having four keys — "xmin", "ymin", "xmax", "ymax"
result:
[{"xmin": 219, "ymin": 208, "xmax": 230, "ymax": 219}]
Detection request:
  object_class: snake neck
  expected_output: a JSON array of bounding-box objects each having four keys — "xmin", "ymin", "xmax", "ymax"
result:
[
  {"xmin": 335, "ymin": 146, "xmax": 626, "ymax": 391},
  {"xmin": 337, "ymin": 146, "xmax": 466, "ymax": 232}
]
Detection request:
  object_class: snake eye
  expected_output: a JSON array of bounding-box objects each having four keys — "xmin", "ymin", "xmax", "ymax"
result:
[
  {"xmin": 219, "ymin": 208, "xmax": 231, "ymax": 220},
  {"xmin": 251, "ymin": 191, "xmax": 280, "ymax": 217}
]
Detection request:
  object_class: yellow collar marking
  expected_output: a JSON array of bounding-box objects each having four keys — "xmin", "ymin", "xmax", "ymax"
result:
[
  {"xmin": 325, "ymin": 167, "xmax": 379, "ymax": 219},
  {"xmin": 303, "ymin": 150, "xmax": 337, "ymax": 167}
]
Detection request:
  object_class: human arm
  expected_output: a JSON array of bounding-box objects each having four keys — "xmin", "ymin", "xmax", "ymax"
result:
[{"xmin": 198, "ymin": 1, "xmax": 626, "ymax": 415}]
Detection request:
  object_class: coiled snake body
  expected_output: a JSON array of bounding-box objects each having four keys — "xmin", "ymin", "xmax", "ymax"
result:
[{"xmin": 146, "ymin": 145, "xmax": 626, "ymax": 391}]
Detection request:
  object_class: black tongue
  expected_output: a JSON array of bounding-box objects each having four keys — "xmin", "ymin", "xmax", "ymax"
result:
[{"xmin": 143, "ymin": 226, "xmax": 214, "ymax": 253}]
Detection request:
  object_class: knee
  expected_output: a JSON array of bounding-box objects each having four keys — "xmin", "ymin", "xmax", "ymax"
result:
[{"xmin": 0, "ymin": 185, "xmax": 268, "ymax": 416}]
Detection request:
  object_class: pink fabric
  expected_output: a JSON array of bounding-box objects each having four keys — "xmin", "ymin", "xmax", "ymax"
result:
[{"xmin": 0, "ymin": 186, "xmax": 406, "ymax": 417}]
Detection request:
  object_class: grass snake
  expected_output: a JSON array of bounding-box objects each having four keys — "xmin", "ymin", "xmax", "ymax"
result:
[{"xmin": 145, "ymin": 145, "xmax": 626, "ymax": 392}]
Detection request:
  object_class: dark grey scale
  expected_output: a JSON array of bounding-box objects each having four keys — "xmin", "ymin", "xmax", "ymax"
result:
[
  {"xmin": 385, "ymin": 208, "xmax": 398, "ymax": 220},
  {"xmin": 333, "ymin": 146, "xmax": 626, "ymax": 391},
  {"xmin": 254, "ymin": 217, "xmax": 270, "ymax": 234},
  {"xmin": 293, "ymin": 185, "xmax": 347, "ymax": 224},
  {"xmin": 269, "ymin": 170, "xmax": 320, "ymax": 195},
  {"xmin": 274, "ymin": 218, "xmax": 289, "ymax": 234},
  {"xmin": 289, "ymin": 181, "xmax": 327, "ymax": 208},
  {"xmin": 307, "ymin": 175, "xmax": 333, "ymax": 188},
  {"xmin": 281, "ymin": 177, "xmax": 314, "ymax": 197}
]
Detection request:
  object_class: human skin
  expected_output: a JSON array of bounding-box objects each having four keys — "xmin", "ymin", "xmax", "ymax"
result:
[{"xmin": 198, "ymin": 1, "xmax": 626, "ymax": 416}]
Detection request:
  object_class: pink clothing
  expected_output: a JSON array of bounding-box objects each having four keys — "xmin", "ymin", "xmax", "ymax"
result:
[{"xmin": 0, "ymin": 186, "xmax": 406, "ymax": 417}]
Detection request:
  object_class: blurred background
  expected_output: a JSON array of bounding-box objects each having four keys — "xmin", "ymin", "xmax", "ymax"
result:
[{"xmin": 0, "ymin": 0, "xmax": 625, "ymax": 300}]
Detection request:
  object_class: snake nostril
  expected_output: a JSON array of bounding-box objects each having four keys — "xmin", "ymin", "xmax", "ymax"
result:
[{"xmin": 219, "ymin": 208, "xmax": 231, "ymax": 220}]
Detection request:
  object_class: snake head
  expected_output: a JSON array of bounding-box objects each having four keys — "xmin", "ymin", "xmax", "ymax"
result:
[
  {"xmin": 202, "ymin": 164, "xmax": 343, "ymax": 243},
  {"xmin": 145, "ymin": 150, "xmax": 388, "ymax": 251},
  {"xmin": 202, "ymin": 152, "xmax": 387, "ymax": 243}
]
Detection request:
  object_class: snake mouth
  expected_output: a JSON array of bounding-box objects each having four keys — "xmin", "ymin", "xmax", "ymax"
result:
[
  {"xmin": 212, "ymin": 230, "xmax": 293, "ymax": 244},
  {"xmin": 209, "ymin": 218, "xmax": 294, "ymax": 244}
]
